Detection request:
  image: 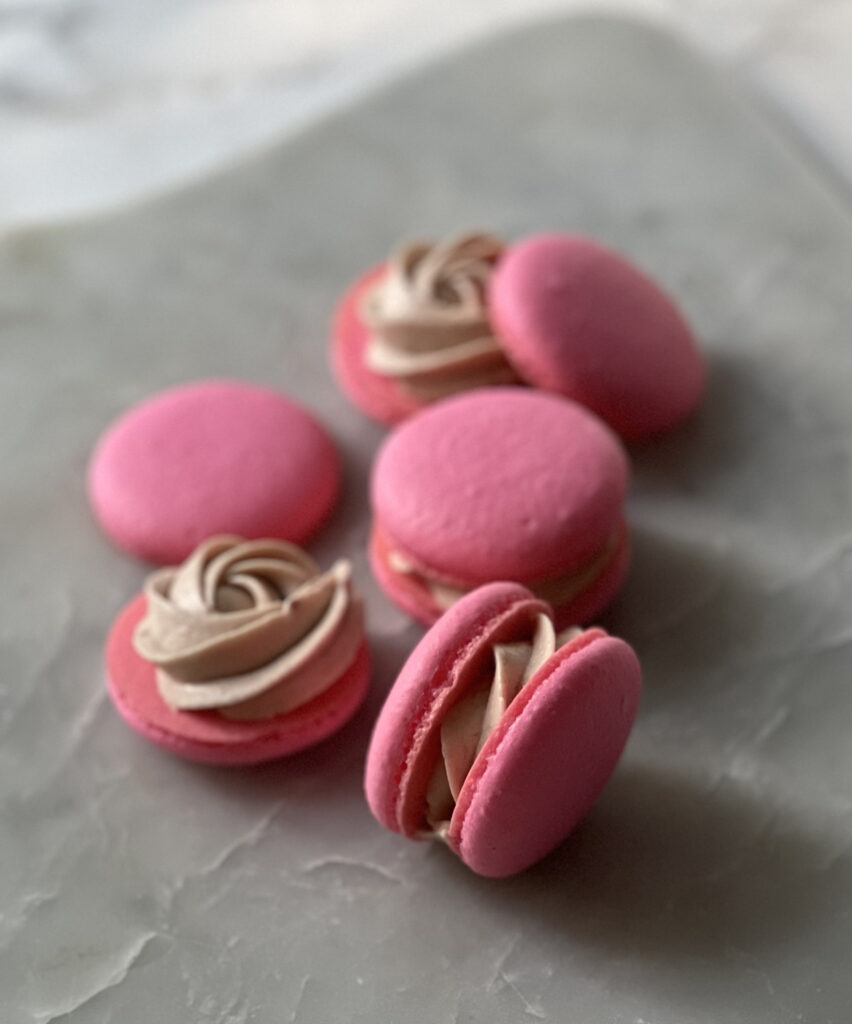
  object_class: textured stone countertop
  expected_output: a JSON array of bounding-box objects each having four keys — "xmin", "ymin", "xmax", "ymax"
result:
[{"xmin": 2, "ymin": 6, "xmax": 852, "ymax": 1024}]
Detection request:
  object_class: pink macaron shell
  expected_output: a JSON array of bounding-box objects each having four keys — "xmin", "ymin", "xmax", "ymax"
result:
[
  {"xmin": 371, "ymin": 388, "xmax": 630, "ymax": 586},
  {"xmin": 368, "ymin": 523, "xmax": 446, "ymax": 627},
  {"xmin": 106, "ymin": 595, "xmax": 370, "ymax": 765},
  {"xmin": 365, "ymin": 582, "xmax": 547, "ymax": 836},
  {"xmin": 490, "ymin": 234, "xmax": 705, "ymax": 440},
  {"xmin": 450, "ymin": 630, "xmax": 641, "ymax": 877},
  {"xmin": 369, "ymin": 517, "xmax": 631, "ymax": 629},
  {"xmin": 331, "ymin": 266, "xmax": 427, "ymax": 426},
  {"xmin": 88, "ymin": 380, "xmax": 341, "ymax": 565},
  {"xmin": 548, "ymin": 516, "xmax": 631, "ymax": 630}
]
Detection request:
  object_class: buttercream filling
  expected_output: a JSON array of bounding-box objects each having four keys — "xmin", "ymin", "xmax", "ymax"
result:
[
  {"xmin": 424, "ymin": 613, "xmax": 583, "ymax": 838},
  {"xmin": 133, "ymin": 535, "xmax": 364, "ymax": 721},
  {"xmin": 361, "ymin": 232, "xmax": 519, "ymax": 400},
  {"xmin": 386, "ymin": 529, "xmax": 620, "ymax": 614}
]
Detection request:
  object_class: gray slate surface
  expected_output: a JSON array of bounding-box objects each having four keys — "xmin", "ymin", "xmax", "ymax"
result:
[{"xmin": 2, "ymin": 14, "xmax": 851, "ymax": 1023}]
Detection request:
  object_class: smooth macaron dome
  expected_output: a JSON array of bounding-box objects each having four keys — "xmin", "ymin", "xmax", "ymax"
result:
[
  {"xmin": 490, "ymin": 233, "xmax": 705, "ymax": 440},
  {"xmin": 370, "ymin": 388, "xmax": 631, "ymax": 627},
  {"xmin": 106, "ymin": 535, "xmax": 370, "ymax": 764},
  {"xmin": 88, "ymin": 380, "xmax": 341, "ymax": 564},
  {"xmin": 331, "ymin": 233, "xmax": 519, "ymax": 425},
  {"xmin": 365, "ymin": 582, "xmax": 642, "ymax": 877}
]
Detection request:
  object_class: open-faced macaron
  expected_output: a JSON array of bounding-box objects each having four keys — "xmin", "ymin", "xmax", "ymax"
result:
[
  {"xmin": 105, "ymin": 536, "xmax": 370, "ymax": 764},
  {"xmin": 370, "ymin": 388, "xmax": 630, "ymax": 628},
  {"xmin": 365, "ymin": 582, "xmax": 641, "ymax": 877},
  {"xmin": 88, "ymin": 380, "xmax": 341, "ymax": 564},
  {"xmin": 490, "ymin": 233, "xmax": 705, "ymax": 440},
  {"xmin": 331, "ymin": 233, "xmax": 519, "ymax": 425}
]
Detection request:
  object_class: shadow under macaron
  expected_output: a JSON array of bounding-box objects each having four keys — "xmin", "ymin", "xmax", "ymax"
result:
[
  {"xmin": 603, "ymin": 520, "xmax": 839, "ymax": 748},
  {"xmin": 627, "ymin": 350, "xmax": 749, "ymax": 492},
  {"xmin": 429, "ymin": 760, "xmax": 843, "ymax": 967}
]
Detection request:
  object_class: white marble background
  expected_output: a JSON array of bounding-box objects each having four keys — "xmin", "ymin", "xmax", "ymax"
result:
[{"xmin": 1, "ymin": 0, "xmax": 852, "ymax": 231}]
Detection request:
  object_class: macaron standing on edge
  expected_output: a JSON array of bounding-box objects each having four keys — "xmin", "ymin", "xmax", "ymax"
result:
[
  {"xmin": 88, "ymin": 379, "xmax": 342, "ymax": 564},
  {"xmin": 490, "ymin": 233, "xmax": 705, "ymax": 440},
  {"xmin": 369, "ymin": 388, "xmax": 631, "ymax": 628},
  {"xmin": 365, "ymin": 582, "xmax": 642, "ymax": 877}
]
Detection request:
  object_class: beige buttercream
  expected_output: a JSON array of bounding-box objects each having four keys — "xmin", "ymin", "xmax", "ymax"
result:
[
  {"xmin": 133, "ymin": 536, "xmax": 364, "ymax": 722},
  {"xmin": 361, "ymin": 233, "xmax": 518, "ymax": 400},
  {"xmin": 425, "ymin": 614, "xmax": 583, "ymax": 837},
  {"xmin": 387, "ymin": 529, "xmax": 620, "ymax": 614}
]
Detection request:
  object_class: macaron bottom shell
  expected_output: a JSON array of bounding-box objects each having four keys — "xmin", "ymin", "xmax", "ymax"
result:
[
  {"xmin": 106, "ymin": 595, "xmax": 371, "ymax": 765},
  {"xmin": 369, "ymin": 518, "xmax": 632, "ymax": 630},
  {"xmin": 331, "ymin": 266, "xmax": 427, "ymax": 427}
]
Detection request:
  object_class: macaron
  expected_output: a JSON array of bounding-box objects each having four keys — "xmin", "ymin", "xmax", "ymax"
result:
[
  {"xmin": 331, "ymin": 233, "xmax": 519, "ymax": 426},
  {"xmin": 105, "ymin": 536, "xmax": 370, "ymax": 764},
  {"xmin": 88, "ymin": 380, "xmax": 341, "ymax": 564},
  {"xmin": 370, "ymin": 388, "xmax": 630, "ymax": 628},
  {"xmin": 489, "ymin": 233, "xmax": 705, "ymax": 440},
  {"xmin": 365, "ymin": 581, "xmax": 641, "ymax": 877}
]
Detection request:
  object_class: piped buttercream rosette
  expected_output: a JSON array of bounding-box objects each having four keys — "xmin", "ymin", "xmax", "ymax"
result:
[
  {"xmin": 425, "ymin": 612, "xmax": 582, "ymax": 836},
  {"xmin": 362, "ymin": 233, "xmax": 518, "ymax": 399},
  {"xmin": 133, "ymin": 536, "xmax": 364, "ymax": 721}
]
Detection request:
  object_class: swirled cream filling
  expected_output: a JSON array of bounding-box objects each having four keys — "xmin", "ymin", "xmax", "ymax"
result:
[
  {"xmin": 362, "ymin": 233, "xmax": 518, "ymax": 400},
  {"xmin": 425, "ymin": 613, "xmax": 583, "ymax": 838},
  {"xmin": 387, "ymin": 530, "xmax": 620, "ymax": 615},
  {"xmin": 133, "ymin": 536, "xmax": 364, "ymax": 721}
]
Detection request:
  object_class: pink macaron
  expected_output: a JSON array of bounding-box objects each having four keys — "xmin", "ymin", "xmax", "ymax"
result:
[
  {"xmin": 370, "ymin": 388, "xmax": 631, "ymax": 628},
  {"xmin": 490, "ymin": 233, "xmax": 705, "ymax": 440},
  {"xmin": 331, "ymin": 234, "xmax": 518, "ymax": 426},
  {"xmin": 365, "ymin": 581, "xmax": 641, "ymax": 877},
  {"xmin": 88, "ymin": 380, "xmax": 341, "ymax": 564},
  {"xmin": 105, "ymin": 536, "xmax": 370, "ymax": 764}
]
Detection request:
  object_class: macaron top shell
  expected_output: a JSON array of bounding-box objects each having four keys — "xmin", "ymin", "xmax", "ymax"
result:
[
  {"xmin": 371, "ymin": 388, "xmax": 629, "ymax": 584},
  {"xmin": 88, "ymin": 380, "xmax": 341, "ymax": 564},
  {"xmin": 490, "ymin": 234, "xmax": 705, "ymax": 440}
]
